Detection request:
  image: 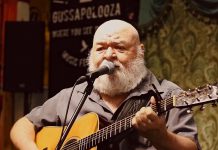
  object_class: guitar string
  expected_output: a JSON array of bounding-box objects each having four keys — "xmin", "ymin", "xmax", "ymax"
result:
[
  {"xmin": 60, "ymin": 113, "xmax": 133, "ymax": 150},
  {"xmin": 66, "ymin": 94, "xmax": 196, "ymax": 149},
  {"xmin": 61, "ymin": 87, "xmax": 213, "ymax": 149},
  {"xmin": 61, "ymin": 93, "xmax": 208, "ymax": 150},
  {"xmin": 61, "ymin": 97, "xmax": 177, "ymax": 150},
  {"xmin": 63, "ymin": 99, "xmax": 193, "ymax": 150},
  {"xmin": 62, "ymin": 115, "xmax": 134, "ymax": 150},
  {"xmin": 76, "ymin": 88, "xmax": 213, "ymax": 149},
  {"xmin": 64, "ymin": 116, "xmax": 133, "ymax": 149},
  {"xmin": 61, "ymin": 98, "xmax": 174, "ymax": 150},
  {"xmin": 62, "ymin": 99, "xmax": 174, "ymax": 150}
]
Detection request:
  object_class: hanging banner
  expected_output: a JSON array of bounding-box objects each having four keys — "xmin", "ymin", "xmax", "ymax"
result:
[{"xmin": 49, "ymin": 0, "xmax": 139, "ymax": 97}]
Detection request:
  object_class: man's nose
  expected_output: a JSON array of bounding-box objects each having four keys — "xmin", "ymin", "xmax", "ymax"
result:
[{"xmin": 104, "ymin": 47, "xmax": 116, "ymax": 60}]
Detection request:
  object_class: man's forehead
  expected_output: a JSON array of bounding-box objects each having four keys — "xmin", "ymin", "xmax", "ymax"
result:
[
  {"xmin": 93, "ymin": 20, "xmax": 140, "ymax": 46},
  {"xmin": 94, "ymin": 32, "xmax": 120, "ymax": 41},
  {"xmin": 94, "ymin": 33, "xmax": 130, "ymax": 45},
  {"xmin": 93, "ymin": 28, "xmax": 133, "ymax": 43},
  {"xmin": 96, "ymin": 19, "xmax": 134, "ymax": 31},
  {"xmin": 95, "ymin": 26, "xmax": 128, "ymax": 37}
]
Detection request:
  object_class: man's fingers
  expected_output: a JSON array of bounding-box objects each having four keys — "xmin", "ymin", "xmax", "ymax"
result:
[
  {"xmin": 139, "ymin": 107, "xmax": 157, "ymax": 122},
  {"xmin": 132, "ymin": 107, "xmax": 157, "ymax": 129}
]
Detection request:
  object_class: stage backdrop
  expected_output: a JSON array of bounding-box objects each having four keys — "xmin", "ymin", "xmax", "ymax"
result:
[{"xmin": 49, "ymin": 0, "xmax": 139, "ymax": 97}]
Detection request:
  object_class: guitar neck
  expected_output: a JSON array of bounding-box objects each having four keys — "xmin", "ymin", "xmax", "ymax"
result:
[
  {"xmin": 61, "ymin": 84, "xmax": 218, "ymax": 150},
  {"xmin": 62, "ymin": 98, "xmax": 173, "ymax": 149}
]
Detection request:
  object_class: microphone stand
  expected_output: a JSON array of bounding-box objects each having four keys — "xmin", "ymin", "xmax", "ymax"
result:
[{"xmin": 55, "ymin": 79, "xmax": 94, "ymax": 150}]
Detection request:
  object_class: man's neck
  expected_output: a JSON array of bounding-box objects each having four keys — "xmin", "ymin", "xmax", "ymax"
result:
[{"xmin": 100, "ymin": 93, "xmax": 129, "ymax": 113}]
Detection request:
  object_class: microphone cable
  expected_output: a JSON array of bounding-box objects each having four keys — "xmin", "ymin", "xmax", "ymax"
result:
[
  {"xmin": 56, "ymin": 78, "xmax": 81, "ymax": 149},
  {"xmin": 56, "ymin": 60, "xmax": 115, "ymax": 149}
]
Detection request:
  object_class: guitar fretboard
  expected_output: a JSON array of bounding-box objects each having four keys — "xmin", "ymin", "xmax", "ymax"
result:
[
  {"xmin": 80, "ymin": 114, "xmax": 134, "ymax": 149},
  {"xmin": 61, "ymin": 84, "xmax": 217, "ymax": 150},
  {"xmin": 61, "ymin": 97, "xmax": 175, "ymax": 150}
]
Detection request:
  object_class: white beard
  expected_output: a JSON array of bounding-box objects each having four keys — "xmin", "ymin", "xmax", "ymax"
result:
[{"xmin": 88, "ymin": 53, "xmax": 148, "ymax": 96}]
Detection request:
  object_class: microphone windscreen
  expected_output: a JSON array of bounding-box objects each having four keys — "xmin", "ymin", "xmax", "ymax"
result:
[{"xmin": 100, "ymin": 60, "xmax": 115, "ymax": 74}]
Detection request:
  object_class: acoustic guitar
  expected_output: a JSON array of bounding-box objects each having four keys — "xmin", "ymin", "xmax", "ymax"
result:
[{"xmin": 36, "ymin": 84, "xmax": 218, "ymax": 150}]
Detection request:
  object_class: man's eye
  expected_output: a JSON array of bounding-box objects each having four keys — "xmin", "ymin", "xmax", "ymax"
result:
[
  {"xmin": 115, "ymin": 46, "xmax": 125, "ymax": 52},
  {"xmin": 96, "ymin": 47, "xmax": 105, "ymax": 51}
]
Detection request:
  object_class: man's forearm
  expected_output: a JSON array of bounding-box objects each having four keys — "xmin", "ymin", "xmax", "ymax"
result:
[{"xmin": 10, "ymin": 117, "xmax": 38, "ymax": 150}]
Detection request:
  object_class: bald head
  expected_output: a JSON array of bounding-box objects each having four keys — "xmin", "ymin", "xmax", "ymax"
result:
[
  {"xmin": 89, "ymin": 20, "xmax": 147, "ymax": 95},
  {"xmin": 93, "ymin": 19, "xmax": 141, "ymax": 46}
]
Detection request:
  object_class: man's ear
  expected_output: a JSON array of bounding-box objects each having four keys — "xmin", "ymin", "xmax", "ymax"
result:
[
  {"xmin": 138, "ymin": 44, "xmax": 145, "ymax": 56},
  {"xmin": 140, "ymin": 44, "xmax": 145, "ymax": 52}
]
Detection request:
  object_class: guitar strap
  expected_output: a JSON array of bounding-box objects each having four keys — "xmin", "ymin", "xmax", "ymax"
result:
[
  {"xmin": 114, "ymin": 79, "xmax": 164, "ymax": 121},
  {"xmin": 114, "ymin": 93, "xmax": 151, "ymax": 121}
]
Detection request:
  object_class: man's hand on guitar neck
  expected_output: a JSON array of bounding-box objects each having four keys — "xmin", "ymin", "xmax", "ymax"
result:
[
  {"xmin": 132, "ymin": 96, "xmax": 167, "ymax": 139},
  {"xmin": 132, "ymin": 96, "xmax": 198, "ymax": 150}
]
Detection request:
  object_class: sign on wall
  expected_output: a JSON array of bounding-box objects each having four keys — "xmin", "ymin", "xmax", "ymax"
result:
[{"xmin": 49, "ymin": 0, "xmax": 139, "ymax": 97}]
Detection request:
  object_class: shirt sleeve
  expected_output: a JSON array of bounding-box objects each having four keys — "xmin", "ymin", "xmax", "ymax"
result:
[
  {"xmin": 25, "ymin": 88, "xmax": 70, "ymax": 131},
  {"xmin": 161, "ymin": 80, "xmax": 201, "ymax": 149}
]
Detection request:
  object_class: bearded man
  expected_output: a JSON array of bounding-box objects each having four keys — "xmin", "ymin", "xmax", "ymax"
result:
[{"xmin": 10, "ymin": 19, "xmax": 200, "ymax": 150}]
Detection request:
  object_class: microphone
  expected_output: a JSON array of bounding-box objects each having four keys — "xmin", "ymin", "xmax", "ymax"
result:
[{"xmin": 76, "ymin": 60, "xmax": 115, "ymax": 84}]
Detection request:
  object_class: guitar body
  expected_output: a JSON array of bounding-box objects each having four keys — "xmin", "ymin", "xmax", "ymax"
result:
[{"xmin": 36, "ymin": 112, "xmax": 99, "ymax": 150}]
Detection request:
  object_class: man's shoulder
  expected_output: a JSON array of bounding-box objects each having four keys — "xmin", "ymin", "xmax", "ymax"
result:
[
  {"xmin": 158, "ymin": 79, "xmax": 183, "ymax": 97},
  {"xmin": 159, "ymin": 79, "xmax": 181, "ymax": 89},
  {"xmin": 59, "ymin": 82, "xmax": 88, "ymax": 94}
]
